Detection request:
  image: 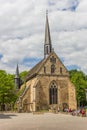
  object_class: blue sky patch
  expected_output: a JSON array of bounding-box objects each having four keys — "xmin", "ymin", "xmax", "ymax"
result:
[
  {"xmin": 66, "ymin": 64, "xmax": 81, "ymax": 71},
  {"xmin": 57, "ymin": 0, "xmax": 79, "ymax": 12},
  {"xmin": 21, "ymin": 57, "xmax": 42, "ymax": 67},
  {"xmin": 60, "ymin": 57, "xmax": 65, "ymax": 63}
]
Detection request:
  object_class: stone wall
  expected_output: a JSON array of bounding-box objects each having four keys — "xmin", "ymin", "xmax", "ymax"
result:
[
  {"xmin": 19, "ymin": 74, "xmax": 77, "ymax": 112},
  {"xmin": 68, "ymin": 80, "xmax": 77, "ymax": 110},
  {"xmin": 18, "ymin": 51, "xmax": 77, "ymax": 112}
]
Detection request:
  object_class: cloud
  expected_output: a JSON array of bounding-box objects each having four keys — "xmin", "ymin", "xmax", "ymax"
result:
[
  {"xmin": 48, "ymin": 0, "xmax": 79, "ymax": 11},
  {"xmin": 0, "ymin": 0, "xmax": 87, "ymax": 74},
  {"xmin": 76, "ymin": 0, "xmax": 87, "ymax": 12}
]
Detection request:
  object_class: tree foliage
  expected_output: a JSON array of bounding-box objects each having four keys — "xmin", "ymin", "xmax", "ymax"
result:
[
  {"xmin": 20, "ymin": 71, "xmax": 28, "ymax": 79},
  {"xmin": 0, "ymin": 70, "xmax": 17, "ymax": 110},
  {"xmin": 69, "ymin": 70, "xmax": 87, "ymax": 107},
  {"xmin": 20, "ymin": 71, "xmax": 28, "ymax": 83},
  {"xmin": 0, "ymin": 70, "xmax": 28, "ymax": 111}
]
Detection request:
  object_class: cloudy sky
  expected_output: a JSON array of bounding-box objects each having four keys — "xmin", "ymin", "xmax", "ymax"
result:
[{"xmin": 0, "ymin": 0, "xmax": 87, "ymax": 74}]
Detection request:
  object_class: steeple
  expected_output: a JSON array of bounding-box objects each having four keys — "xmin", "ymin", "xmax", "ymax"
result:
[
  {"xmin": 14, "ymin": 64, "xmax": 20, "ymax": 89},
  {"xmin": 44, "ymin": 10, "xmax": 52, "ymax": 58},
  {"xmin": 15, "ymin": 64, "xmax": 19, "ymax": 78}
]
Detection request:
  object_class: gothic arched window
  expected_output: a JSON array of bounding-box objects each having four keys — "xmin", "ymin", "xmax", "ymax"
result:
[{"xmin": 49, "ymin": 82, "xmax": 57, "ymax": 104}]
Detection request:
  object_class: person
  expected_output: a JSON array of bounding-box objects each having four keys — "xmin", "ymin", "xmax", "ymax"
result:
[
  {"xmin": 68, "ymin": 108, "xmax": 72, "ymax": 112},
  {"xmin": 81, "ymin": 108, "xmax": 86, "ymax": 117}
]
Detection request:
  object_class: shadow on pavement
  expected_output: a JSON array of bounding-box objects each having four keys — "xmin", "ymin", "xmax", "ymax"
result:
[{"xmin": 0, "ymin": 113, "xmax": 17, "ymax": 119}]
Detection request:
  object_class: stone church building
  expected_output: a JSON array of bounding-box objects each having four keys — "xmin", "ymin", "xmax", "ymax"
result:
[{"xmin": 16, "ymin": 13, "xmax": 77, "ymax": 112}]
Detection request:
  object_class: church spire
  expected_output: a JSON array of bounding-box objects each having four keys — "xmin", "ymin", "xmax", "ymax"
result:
[
  {"xmin": 44, "ymin": 10, "xmax": 52, "ymax": 58},
  {"xmin": 15, "ymin": 64, "xmax": 19, "ymax": 78},
  {"xmin": 14, "ymin": 64, "xmax": 20, "ymax": 89}
]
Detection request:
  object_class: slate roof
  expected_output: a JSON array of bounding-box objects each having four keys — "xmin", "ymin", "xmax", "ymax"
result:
[
  {"xmin": 25, "ymin": 51, "xmax": 54, "ymax": 81},
  {"xmin": 25, "ymin": 58, "xmax": 45, "ymax": 81}
]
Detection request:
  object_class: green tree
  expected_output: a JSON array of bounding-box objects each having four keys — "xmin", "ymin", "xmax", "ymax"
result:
[
  {"xmin": 20, "ymin": 71, "xmax": 28, "ymax": 81},
  {"xmin": 0, "ymin": 70, "xmax": 17, "ymax": 110},
  {"xmin": 19, "ymin": 71, "xmax": 28, "ymax": 86},
  {"xmin": 69, "ymin": 70, "xmax": 87, "ymax": 107},
  {"xmin": 0, "ymin": 70, "xmax": 29, "ymax": 111}
]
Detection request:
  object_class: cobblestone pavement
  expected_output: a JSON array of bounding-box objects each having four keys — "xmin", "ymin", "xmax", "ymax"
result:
[{"xmin": 0, "ymin": 112, "xmax": 87, "ymax": 130}]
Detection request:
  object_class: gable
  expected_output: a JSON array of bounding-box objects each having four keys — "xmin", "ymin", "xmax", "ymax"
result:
[
  {"xmin": 38, "ymin": 51, "xmax": 69, "ymax": 76},
  {"xmin": 26, "ymin": 51, "xmax": 69, "ymax": 81}
]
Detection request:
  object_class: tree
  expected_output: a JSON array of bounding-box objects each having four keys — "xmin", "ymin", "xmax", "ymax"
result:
[
  {"xmin": 69, "ymin": 70, "xmax": 87, "ymax": 107},
  {"xmin": 0, "ymin": 69, "xmax": 29, "ymax": 111},
  {"xmin": 0, "ymin": 70, "xmax": 17, "ymax": 110},
  {"xmin": 20, "ymin": 71, "xmax": 28, "ymax": 82},
  {"xmin": 19, "ymin": 71, "xmax": 28, "ymax": 86}
]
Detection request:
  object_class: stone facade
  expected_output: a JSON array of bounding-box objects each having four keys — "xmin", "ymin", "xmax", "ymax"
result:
[
  {"xmin": 17, "ymin": 13, "xmax": 77, "ymax": 112},
  {"xmin": 17, "ymin": 52, "xmax": 77, "ymax": 112}
]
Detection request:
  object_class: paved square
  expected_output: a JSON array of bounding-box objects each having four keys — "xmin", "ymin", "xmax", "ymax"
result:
[{"xmin": 0, "ymin": 113, "xmax": 87, "ymax": 130}]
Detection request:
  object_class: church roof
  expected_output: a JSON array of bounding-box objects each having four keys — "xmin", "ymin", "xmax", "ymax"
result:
[
  {"xmin": 26, "ymin": 51, "xmax": 53, "ymax": 81},
  {"xmin": 26, "ymin": 59, "xmax": 45, "ymax": 81}
]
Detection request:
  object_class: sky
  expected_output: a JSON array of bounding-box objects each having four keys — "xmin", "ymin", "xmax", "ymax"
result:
[{"xmin": 0, "ymin": 0, "xmax": 87, "ymax": 74}]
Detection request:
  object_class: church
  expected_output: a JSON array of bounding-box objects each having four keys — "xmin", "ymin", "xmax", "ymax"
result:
[{"xmin": 16, "ymin": 13, "xmax": 77, "ymax": 112}]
